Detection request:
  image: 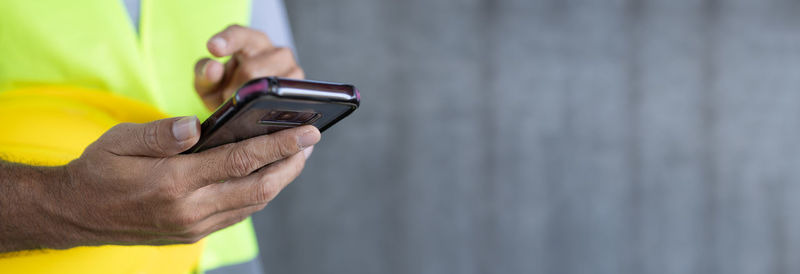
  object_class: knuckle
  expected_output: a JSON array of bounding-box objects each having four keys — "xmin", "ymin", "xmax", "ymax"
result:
[
  {"xmin": 158, "ymin": 183, "xmax": 184, "ymax": 202},
  {"xmin": 256, "ymin": 187, "xmax": 278, "ymax": 203},
  {"xmin": 255, "ymin": 177, "xmax": 278, "ymax": 203},
  {"xmin": 238, "ymin": 62, "xmax": 262, "ymax": 79},
  {"xmin": 225, "ymin": 144, "xmax": 256, "ymax": 177},
  {"xmin": 155, "ymin": 168, "xmax": 185, "ymax": 200},
  {"xmin": 265, "ymin": 141, "xmax": 290, "ymax": 160},
  {"xmin": 141, "ymin": 123, "xmax": 166, "ymax": 153},
  {"xmin": 276, "ymin": 137, "xmax": 299, "ymax": 158}
]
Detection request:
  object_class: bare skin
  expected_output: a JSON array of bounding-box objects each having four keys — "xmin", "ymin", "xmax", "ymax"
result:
[
  {"xmin": 195, "ymin": 24, "xmax": 305, "ymax": 110},
  {"xmin": 0, "ymin": 25, "xmax": 312, "ymax": 253}
]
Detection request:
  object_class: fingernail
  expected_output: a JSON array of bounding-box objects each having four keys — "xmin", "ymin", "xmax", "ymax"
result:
[
  {"xmin": 297, "ymin": 129, "xmax": 320, "ymax": 148},
  {"xmin": 172, "ymin": 116, "xmax": 198, "ymax": 142},
  {"xmin": 210, "ymin": 37, "xmax": 227, "ymax": 51},
  {"xmin": 302, "ymin": 146, "xmax": 314, "ymax": 159},
  {"xmin": 200, "ymin": 62, "xmax": 209, "ymax": 79}
]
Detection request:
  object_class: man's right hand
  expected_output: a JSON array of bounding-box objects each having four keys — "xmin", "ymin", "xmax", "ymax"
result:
[{"xmin": 19, "ymin": 116, "xmax": 318, "ymax": 250}]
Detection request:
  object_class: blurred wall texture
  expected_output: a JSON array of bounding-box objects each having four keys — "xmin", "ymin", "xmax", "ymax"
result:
[{"xmin": 252, "ymin": 0, "xmax": 800, "ymax": 273}]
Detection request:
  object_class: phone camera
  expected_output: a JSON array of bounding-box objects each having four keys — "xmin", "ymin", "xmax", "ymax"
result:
[{"xmin": 260, "ymin": 110, "xmax": 319, "ymax": 125}]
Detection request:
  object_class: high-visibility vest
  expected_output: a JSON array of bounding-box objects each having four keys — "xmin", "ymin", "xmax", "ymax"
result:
[{"xmin": 0, "ymin": 1, "xmax": 260, "ymax": 273}]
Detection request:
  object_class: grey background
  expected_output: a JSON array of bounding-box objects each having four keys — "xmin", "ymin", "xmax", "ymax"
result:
[{"xmin": 252, "ymin": 0, "xmax": 800, "ymax": 273}]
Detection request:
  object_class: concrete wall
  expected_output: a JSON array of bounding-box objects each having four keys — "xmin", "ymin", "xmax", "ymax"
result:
[{"xmin": 252, "ymin": 1, "xmax": 800, "ymax": 273}]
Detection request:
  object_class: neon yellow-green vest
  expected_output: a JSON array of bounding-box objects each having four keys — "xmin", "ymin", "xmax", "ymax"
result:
[{"xmin": 0, "ymin": 0, "xmax": 261, "ymax": 273}]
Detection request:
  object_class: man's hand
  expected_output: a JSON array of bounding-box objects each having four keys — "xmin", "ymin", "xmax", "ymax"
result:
[
  {"xmin": 194, "ymin": 25, "xmax": 304, "ymax": 111},
  {"xmin": 0, "ymin": 116, "xmax": 319, "ymax": 252}
]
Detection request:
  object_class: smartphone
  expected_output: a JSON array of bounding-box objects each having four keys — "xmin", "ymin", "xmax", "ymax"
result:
[{"xmin": 184, "ymin": 77, "xmax": 360, "ymax": 153}]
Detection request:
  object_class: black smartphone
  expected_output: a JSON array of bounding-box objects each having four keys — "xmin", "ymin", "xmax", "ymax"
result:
[{"xmin": 184, "ymin": 77, "xmax": 360, "ymax": 153}]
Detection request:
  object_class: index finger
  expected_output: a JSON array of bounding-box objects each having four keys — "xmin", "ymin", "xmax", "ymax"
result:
[
  {"xmin": 175, "ymin": 125, "xmax": 320, "ymax": 190},
  {"xmin": 207, "ymin": 24, "xmax": 274, "ymax": 58}
]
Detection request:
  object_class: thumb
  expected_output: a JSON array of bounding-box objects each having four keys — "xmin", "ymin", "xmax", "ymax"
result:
[{"xmin": 102, "ymin": 116, "xmax": 200, "ymax": 157}]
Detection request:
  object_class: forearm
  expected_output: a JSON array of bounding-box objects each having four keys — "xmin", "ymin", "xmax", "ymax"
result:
[{"xmin": 0, "ymin": 161, "xmax": 75, "ymax": 253}]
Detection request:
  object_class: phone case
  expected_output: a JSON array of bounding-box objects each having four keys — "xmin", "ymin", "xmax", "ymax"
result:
[{"xmin": 184, "ymin": 77, "xmax": 360, "ymax": 153}]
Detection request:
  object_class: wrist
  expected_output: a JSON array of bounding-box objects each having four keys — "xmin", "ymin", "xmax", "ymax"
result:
[
  {"xmin": 0, "ymin": 162, "xmax": 85, "ymax": 252},
  {"xmin": 34, "ymin": 163, "xmax": 93, "ymax": 249}
]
